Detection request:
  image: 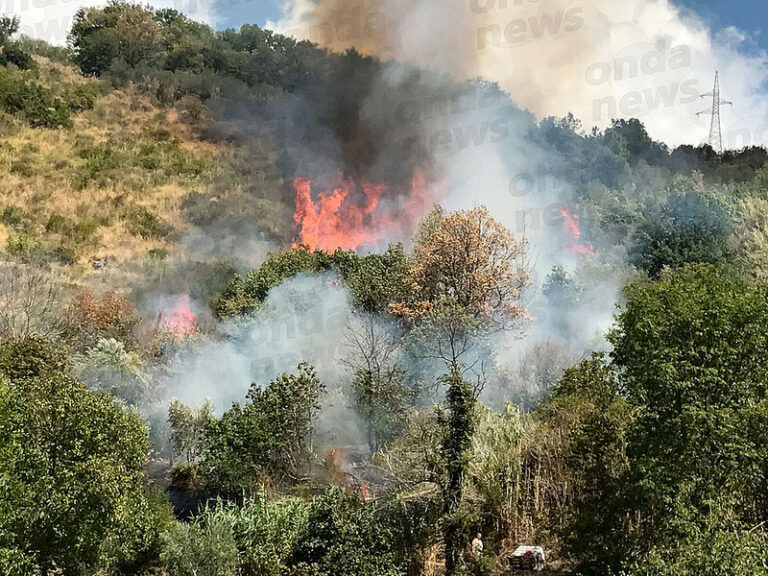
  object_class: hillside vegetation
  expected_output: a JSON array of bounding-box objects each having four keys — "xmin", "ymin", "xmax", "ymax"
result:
[{"xmin": 2, "ymin": 4, "xmax": 768, "ymax": 576}]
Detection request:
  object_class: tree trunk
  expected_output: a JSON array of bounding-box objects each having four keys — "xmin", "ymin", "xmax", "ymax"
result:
[{"xmin": 442, "ymin": 364, "xmax": 475, "ymax": 576}]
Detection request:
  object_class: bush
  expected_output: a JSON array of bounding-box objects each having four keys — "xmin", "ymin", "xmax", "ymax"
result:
[
  {"xmin": 73, "ymin": 140, "xmax": 122, "ymax": 188},
  {"xmin": 66, "ymin": 287, "xmax": 140, "ymax": 350},
  {"xmin": 0, "ymin": 69, "xmax": 71, "ymax": 128},
  {"xmin": 0, "ymin": 341, "xmax": 157, "ymax": 574},
  {"xmin": 200, "ymin": 363, "xmax": 324, "ymax": 495},
  {"xmin": 6, "ymin": 233, "xmax": 43, "ymax": 262},
  {"xmin": 101, "ymin": 487, "xmax": 176, "ymax": 574},
  {"xmin": 15, "ymin": 35, "xmax": 70, "ymax": 63},
  {"xmin": 0, "ymin": 42, "xmax": 33, "ymax": 70},
  {"xmin": 215, "ymin": 246, "xmax": 409, "ymax": 317},
  {"xmin": 70, "ymin": 2, "xmax": 163, "ymax": 76},
  {"xmin": 0, "ymin": 548, "xmax": 40, "ymax": 576},
  {"xmin": 122, "ymin": 205, "xmax": 172, "ymax": 239},
  {"xmin": 290, "ymin": 489, "xmax": 402, "ymax": 576},
  {"xmin": 160, "ymin": 516, "xmax": 239, "ymax": 576},
  {"xmin": 60, "ymin": 82, "xmax": 100, "ymax": 112}
]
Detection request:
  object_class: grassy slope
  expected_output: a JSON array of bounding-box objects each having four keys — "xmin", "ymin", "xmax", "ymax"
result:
[{"xmin": 0, "ymin": 56, "xmax": 291, "ymax": 287}]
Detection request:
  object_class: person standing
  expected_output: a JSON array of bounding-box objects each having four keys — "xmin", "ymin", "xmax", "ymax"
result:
[{"xmin": 471, "ymin": 533, "xmax": 484, "ymax": 558}]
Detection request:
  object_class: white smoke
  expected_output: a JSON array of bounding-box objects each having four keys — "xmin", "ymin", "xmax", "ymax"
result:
[
  {"xmin": 271, "ymin": 0, "xmax": 768, "ymax": 148},
  {"xmin": 164, "ymin": 271, "xmax": 366, "ymax": 443}
]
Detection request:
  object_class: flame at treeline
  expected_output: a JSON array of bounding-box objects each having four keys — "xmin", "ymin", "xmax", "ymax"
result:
[
  {"xmin": 561, "ymin": 208, "xmax": 598, "ymax": 256},
  {"xmin": 293, "ymin": 169, "xmax": 437, "ymax": 252}
]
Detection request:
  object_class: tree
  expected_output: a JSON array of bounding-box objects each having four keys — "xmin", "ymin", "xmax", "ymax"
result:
[
  {"xmin": 0, "ymin": 338, "xmax": 168, "ymax": 574},
  {"xmin": 0, "ymin": 16, "xmax": 19, "ymax": 45},
  {"xmin": 602, "ymin": 118, "xmax": 669, "ymax": 166},
  {"xmin": 546, "ymin": 356, "xmax": 631, "ymax": 572},
  {"xmin": 290, "ymin": 488, "xmax": 401, "ymax": 576},
  {"xmin": 65, "ymin": 287, "xmax": 139, "ymax": 351},
  {"xmin": 403, "ymin": 207, "xmax": 529, "ymax": 324},
  {"xmin": 168, "ymin": 398, "xmax": 215, "ymax": 464},
  {"xmin": 630, "ymin": 185, "xmax": 731, "ymax": 278},
  {"xmin": 397, "ymin": 207, "xmax": 529, "ymax": 575},
  {"xmin": 0, "ymin": 264, "xmax": 69, "ymax": 344},
  {"xmin": 589, "ymin": 264, "xmax": 768, "ymax": 574},
  {"xmin": 76, "ymin": 337, "xmax": 147, "ymax": 405},
  {"xmin": 69, "ymin": 1, "xmax": 162, "ymax": 76},
  {"xmin": 344, "ymin": 313, "xmax": 411, "ymax": 452},
  {"xmin": 215, "ymin": 245, "xmax": 409, "ymax": 318},
  {"xmin": 0, "ymin": 16, "xmax": 32, "ymax": 70},
  {"xmin": 200, "ymin": 363, "xmax": 324, "ymax": 495}
]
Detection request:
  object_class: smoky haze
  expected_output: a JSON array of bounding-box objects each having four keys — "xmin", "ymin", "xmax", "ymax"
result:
[{"xmin": 271, "ymin": 0, "xmax": 768, "ymax": 148}]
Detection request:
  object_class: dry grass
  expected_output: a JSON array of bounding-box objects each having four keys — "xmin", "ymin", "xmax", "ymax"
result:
[{"xmin": 0, "ymin": 58, "xmax": 239, "ymax": 274}]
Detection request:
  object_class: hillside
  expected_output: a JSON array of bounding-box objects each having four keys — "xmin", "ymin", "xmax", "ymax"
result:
[{"xmin": 2, "ymin": 5, "xmax": 768, "ymax": 576}]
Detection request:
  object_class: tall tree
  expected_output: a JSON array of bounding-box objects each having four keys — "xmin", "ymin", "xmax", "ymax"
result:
[
  {"xmin": 590, "ymin": 264, "xmax": 768, "ymax": 574},
  {"xmin": 397, "ymin": 207, "xmax": 529, "ymax": 574},
  {"xmin": 0, "ymin": 338, "xmax": 168, "ymax": 574},
  {"xmin": 344, "ymin": 313, "xmax": 411, "ymax": 452},
  {"xmin": 200, "ymin": 363, "xmax": 324, "ymax": 496}
]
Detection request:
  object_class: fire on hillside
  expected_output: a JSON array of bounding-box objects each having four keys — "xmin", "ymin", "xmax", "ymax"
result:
[{"xmin": 293, "ymin": 169, "xmax": 438, "ymax": 252}]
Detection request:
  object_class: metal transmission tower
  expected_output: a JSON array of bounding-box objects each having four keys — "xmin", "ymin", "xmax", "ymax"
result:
[{"xmin": 696, "ymin": 71, "xmax": 731, "ymax": 153}]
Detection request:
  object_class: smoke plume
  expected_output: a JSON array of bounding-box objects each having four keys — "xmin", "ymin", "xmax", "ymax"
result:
[{"xmin": 271, "ymin": 0, "xmax": 768, "ymax": 148}]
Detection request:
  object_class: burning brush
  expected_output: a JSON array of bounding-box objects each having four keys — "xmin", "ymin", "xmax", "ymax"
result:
[{"xmin": 293, "ymin": 169, "xmax": 438, "ymax": 252}]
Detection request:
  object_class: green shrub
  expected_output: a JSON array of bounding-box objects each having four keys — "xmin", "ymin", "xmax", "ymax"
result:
[
  {"xmin": 0, "ymin": 547, "xmax": 40, "ymax": 576},
  {"xmin": 60, "ymin": 82, "xmax": 100, "ymax": 112},
  {"xmin": 200, "ymin": 363, "xmax": 323, "ymax": 496},
  {"xmin": 122, "ymin": 205, "xmax": 172, "ymax": 239},
  {"xmin": 9, "ymin": 158, "xmax": 34, "ymax": 177},
  {"xmin": 73, "ymin": 138, "xmax": 205, "ymax": 189},
  {"xmin": 136, "ymin": 139, "xmax": 204, "ymax": 176},
  {"xmin": 0, "ymin": 206, "xmax": 27, "ymax": 228},
  {"xmin": 101, "ymin": 487, "xmax": 176, "ymax": 574},
  {"xmin": 74, "ymin": 140, "xmax": 122, "ymax": 188},
  {"xmin": 53, "ymin": 245, "xmax": 76, "ymax": 264},
  {"xmin": 6, "ymin": 234, "xmax": 41, "ymax": 260},
  {"xmin": 160, "ymin": 516, "xmax": 239, "ymax": 576},
  {"xmin": 290, "ymin": 489, "xmax": 402, "ymax": 576},
  {"xmin": 0, "ymin": 70, "xmax": 71, "ymax": 128},
  {"xmin": 148, "ymin": 247, "xmax": 169, "ymax": 259},
  {"xmin": 0, "ymin": 341, "xmax": 156, "ymax": 574},
  {"xmin": 183, "ymin": 493, "xmax": 312, "ymax": 576},
  {"xmin": 44, "ymin": 213, "xmax": 67, "ymax": 233},
  {"xmin": 68, "ymin": 219, "xmax": 98, "ymax": 243},
  {"xmin": 15, "ymin": 35, "xmax": 70, "ymax": 63},
  {"xmin": 0, "ymin": 42, "xmax": 34, "ymax": 70}
]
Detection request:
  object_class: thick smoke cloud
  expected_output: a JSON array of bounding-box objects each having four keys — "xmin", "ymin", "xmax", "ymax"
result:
[
  {"xmin": 272, "ymin": 0, "xmax": 768, "ymax": 148},
  {"xmin": 164, "ymin": 272, "xmax": 366, "ymax": 444}
]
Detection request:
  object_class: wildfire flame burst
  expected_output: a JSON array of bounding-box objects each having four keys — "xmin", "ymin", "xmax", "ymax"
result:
[
  {"xmin": 293, "ymin": 169, "xmax": 436, "ymax": 252},
  {"xmin": 158, "ymin": 293, "xmax": 199, "ymax": 335},
  {"xmin": 561, "ymin": 208, "xmax": 598, "ymax": 256}
]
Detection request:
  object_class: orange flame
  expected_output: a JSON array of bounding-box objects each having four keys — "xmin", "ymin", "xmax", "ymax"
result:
[
  {"xmin": 160, "ymin": 294, "xmax": 199, "ymax": 335},
  {"xmin": 561, "ymin": 208, "xmax": 598, "ymax": 256},
  {"xmin": 293, "ymin": 169, "xmax": 436, "ymax": 252}
]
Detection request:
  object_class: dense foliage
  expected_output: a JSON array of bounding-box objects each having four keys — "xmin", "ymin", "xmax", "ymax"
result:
[
  {"xmin": 199, "ymin": 363, "xmax": 324, "ymax": 497},
  {"xmin": 0, "ymin": 338, "xmax": 172, "ymax": 574}
]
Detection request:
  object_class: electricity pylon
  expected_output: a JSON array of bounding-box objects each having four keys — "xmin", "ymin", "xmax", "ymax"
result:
[{"xmin": 696, "ymin": 71, "xmax": 731, "ymax": 153}]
